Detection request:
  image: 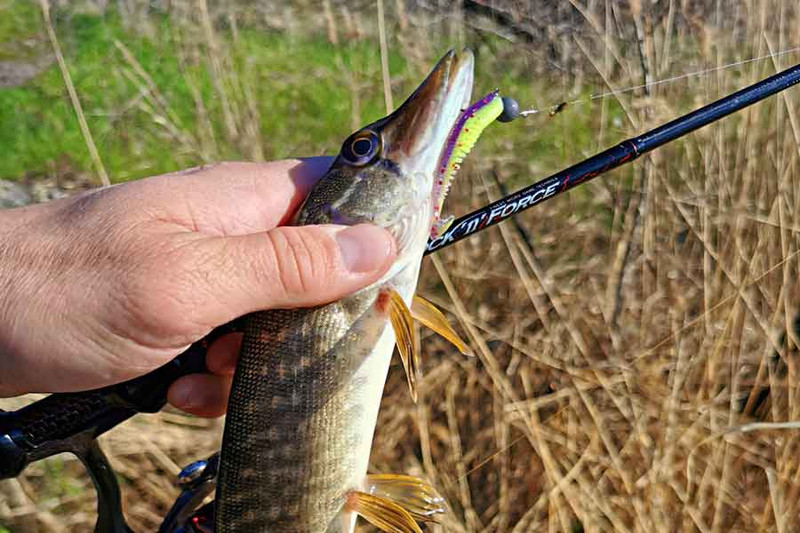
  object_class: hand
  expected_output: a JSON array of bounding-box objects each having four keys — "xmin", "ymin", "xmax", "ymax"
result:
[{"xmin": 0, "ymin": 160, "xmax": 397, "ymax": 416}]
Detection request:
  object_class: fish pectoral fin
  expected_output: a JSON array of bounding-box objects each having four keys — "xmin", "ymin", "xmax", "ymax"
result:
[
  {"xmin": 411, "ymin": 295, "xmax": 473, "ymax": 356},
  {"xmin": 346, "ymin": 490, "xmax": 423, "ymax": 533},
  {"xmin": 383, "ymin": 288, "xmax": 420, "ymax": 403},
  {"xmin": 365, "ymin": 474, "xmax": 447, "ymax": 523}
]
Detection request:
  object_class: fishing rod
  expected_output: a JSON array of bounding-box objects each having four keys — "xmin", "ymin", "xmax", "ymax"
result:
[
  {"xmin": 425, "ymin": 61, "xmax": 800, "ymax": 254},
  {"xmin": 2, "ymin": 59, "xmax": 800, "ymax": 533}
]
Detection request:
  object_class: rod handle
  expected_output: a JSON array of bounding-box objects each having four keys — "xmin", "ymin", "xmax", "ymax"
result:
[{"xmin": 0, "ymin": 318, "xmax": 242, "ymax": 478}]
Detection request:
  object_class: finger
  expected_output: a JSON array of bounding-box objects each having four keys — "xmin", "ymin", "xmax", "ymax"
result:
[
  {"xmin": 167, "ymin": 373, "xmax": 232, "ymax": 418},
  {"xmin": 136, "ymin": 158, "xmax": 334, "ymax": 235},
  {"xmin": 206, "ymin": 332, "xmax": 242, "ymax": 376},
  {"xmin": 192, "ymin": 223, "xmax": 396, "ymax": 318}
]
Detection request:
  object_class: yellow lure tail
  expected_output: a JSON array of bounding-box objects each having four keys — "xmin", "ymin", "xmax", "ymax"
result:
[{"xmin": 432, "ymin": 90, "xmax": 504, "ymax": 238}]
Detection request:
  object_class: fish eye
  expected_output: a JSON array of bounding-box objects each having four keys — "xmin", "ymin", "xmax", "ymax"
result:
[{"xmin": 341, "ymin": 130, "xmax": 381, "ymax": 166}]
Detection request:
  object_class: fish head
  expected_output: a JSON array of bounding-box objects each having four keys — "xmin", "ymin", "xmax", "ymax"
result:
[{"xmin": 295, "ymin": 49, "xmax": 474, "ymax": 266}]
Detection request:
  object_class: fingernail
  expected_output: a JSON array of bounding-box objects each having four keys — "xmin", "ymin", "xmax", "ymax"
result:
[{"xmin": 336, "ymin": 224, "xmax": 395, "ymax": 273}]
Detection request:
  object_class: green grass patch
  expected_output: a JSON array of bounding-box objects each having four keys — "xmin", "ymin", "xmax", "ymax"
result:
[
  {"xmin": 0, "ymin": 8, "xmax": 405, "ymax": 181},
  {"xmin": 0, "ymin": 0, "xmax": 42, "ymax": 60},
  {"xmin": 0, "ymin": 3, "xmax": 627, "ymax": 187}
]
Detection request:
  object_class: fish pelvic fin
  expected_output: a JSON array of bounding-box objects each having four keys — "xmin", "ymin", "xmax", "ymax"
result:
[
  {"xmin": 381, "ymin": 288, "xmax": 420, "ymax": 403},
  {"xmin": 365, "ymin": 474, "xmax": 447, "ymax": 523},
  {"xmin": 345, "ymin": 490, "xmax": 422, "ymax": 533},
  {"xmin": 411, "ymin": 295, "xmax": 473, "ymax": 356}
]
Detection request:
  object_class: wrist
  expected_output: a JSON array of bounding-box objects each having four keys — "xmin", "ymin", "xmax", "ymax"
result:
[
  {"xmin": 0, "ymin": 209, "xmax": 21, "ymax": 395},
  {"xmin": 0, "ymin": 203, "xmax": 52, "ymax": 396}
]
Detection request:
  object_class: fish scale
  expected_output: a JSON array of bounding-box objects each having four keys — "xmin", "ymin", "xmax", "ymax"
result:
[{"xmin": 217, "ymin": 293, "xmax": 385, "ymax": 531}]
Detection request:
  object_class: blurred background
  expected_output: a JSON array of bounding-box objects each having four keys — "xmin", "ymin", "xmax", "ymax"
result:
[{"xmin": 2, "ymin": 0, "xmax": 800, "ymax": 531}]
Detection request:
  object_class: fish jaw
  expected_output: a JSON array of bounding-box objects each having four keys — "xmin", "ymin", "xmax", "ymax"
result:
[
  {"xmin": 294, "ymin": 49, "xmax": 474, "ymax": 270},
  {"xmin": 374, "ymin": 48, "xmax": 475, "ymax": 264},
  {"xmin": 377, "ymin": 49, "xmax": 474, "ymax": 185}
]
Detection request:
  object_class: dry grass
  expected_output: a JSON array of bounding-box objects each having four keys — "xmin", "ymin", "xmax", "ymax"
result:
[{"xmin": 3, "ymin": 1, "xmax": 800, "ymax": 531}]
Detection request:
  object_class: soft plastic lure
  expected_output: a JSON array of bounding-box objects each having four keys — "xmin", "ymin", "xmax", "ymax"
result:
[{"xmin": 432, "ymin": 89, "xmax": 505, "ymax": 238}]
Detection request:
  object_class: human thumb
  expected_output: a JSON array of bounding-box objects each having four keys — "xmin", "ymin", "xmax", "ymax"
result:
[{"xmin": 195, "ymin": 224, "xmax": 397, "ymax": 318}]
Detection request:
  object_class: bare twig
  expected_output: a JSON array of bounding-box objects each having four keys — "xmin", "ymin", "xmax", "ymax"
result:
[{"xmin": 39, "ymin": 0, "xmax": 109, "ymax": 186}]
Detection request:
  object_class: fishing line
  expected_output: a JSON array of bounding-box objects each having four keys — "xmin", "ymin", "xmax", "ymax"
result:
[
  {"xmin": 455, "ymin": 405, "xmax": 571, "ymax": 483},
  {"xmin": 517, "ymin": 46, "xmax": 800, "ymax": 117},
  {"xmin": 427, "ymin": 57, "xmax": 800, "ymax": 254},
  {"xmin": 456, "ymin": 433, "xmax": 528, "ymax": 482}
]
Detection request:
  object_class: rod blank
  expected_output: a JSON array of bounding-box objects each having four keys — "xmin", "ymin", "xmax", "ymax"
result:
[{"xmin": 425, "ymin": 62, "xmax": 800, "ymax": 255}]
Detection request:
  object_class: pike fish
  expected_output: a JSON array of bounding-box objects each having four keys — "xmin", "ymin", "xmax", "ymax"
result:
[{"xmin": 216, "ymin": 49, "xmax": 482, "ymax": 533}]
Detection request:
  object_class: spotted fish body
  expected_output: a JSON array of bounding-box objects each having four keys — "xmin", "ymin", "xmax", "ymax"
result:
[{"xmin": 215, "ymin": 50, "xmax": 475, "ymax": 532}]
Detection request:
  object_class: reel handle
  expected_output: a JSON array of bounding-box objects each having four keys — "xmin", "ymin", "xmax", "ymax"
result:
[{"xmin": 0, "ymin": 318, "xmax": 242, "ymax": 478}]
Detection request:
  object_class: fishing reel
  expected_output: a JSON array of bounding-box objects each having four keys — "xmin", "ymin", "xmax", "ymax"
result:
[
  {"xmin": 0, "ymin": 320, "xmax": 243, "ymax": 533},
  {"xmin": 161, "ymin": 453, "xmax": 219, "ymax": 533}
]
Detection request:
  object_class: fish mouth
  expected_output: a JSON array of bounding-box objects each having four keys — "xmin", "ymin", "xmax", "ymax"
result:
[{"xmin": 377, "ymin": 49, "xmax": 475, "ymax": 196}]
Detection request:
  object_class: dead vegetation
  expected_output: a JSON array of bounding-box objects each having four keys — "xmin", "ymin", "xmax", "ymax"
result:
[{"xmin": 3, "ymin": 1, "xmax": 800, "ymax": 531}]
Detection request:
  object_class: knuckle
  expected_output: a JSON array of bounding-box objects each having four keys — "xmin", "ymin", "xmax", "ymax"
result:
[{"xmin": 264, "ymin": 228, "xmax": 336, "ymax": 300}]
